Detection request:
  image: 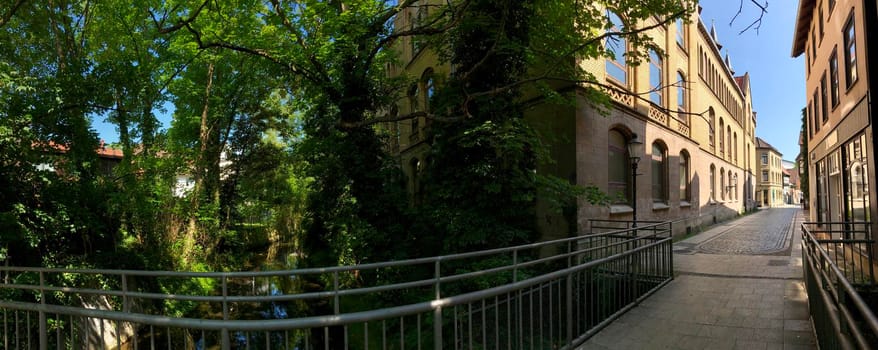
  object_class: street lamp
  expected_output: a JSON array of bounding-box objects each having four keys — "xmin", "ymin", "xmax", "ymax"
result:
[
  {"xmin": 726, "ymin": 176, "xmax": 738, "ymax": 196},
  {"xmin": 628, "ymin": 134, "xmax": 644, "ymax": 228}
]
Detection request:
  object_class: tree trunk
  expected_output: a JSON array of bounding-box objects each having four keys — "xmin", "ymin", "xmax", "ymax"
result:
[{"xmin": 184, "ymin": 62, "xmax": 215, "ymax": 262}]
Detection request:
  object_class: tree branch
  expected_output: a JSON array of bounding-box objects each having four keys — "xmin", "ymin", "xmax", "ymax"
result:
[
  {"xmin": 729, "ymin": 0, "xmax": 768, "ymax": 34},
  {"xmin": 182, "ymin": 23, "xmax": 320, "ymax": 85},
  {"xmin": 0, "ymin": 0, "xmax": 27, "ymax": 29},
  {"xmin": 152, "ymin": 0, "xmax": 210, "ymax": 34}
]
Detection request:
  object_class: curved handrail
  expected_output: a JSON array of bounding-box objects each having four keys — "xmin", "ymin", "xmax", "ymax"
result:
[
  {"xmin": 0, "ymin": 222, "xmax": 671, "ymax": 306},
  {"xmin": 0, "ymin": 235, "xmax": 672, "ymax": 331}
]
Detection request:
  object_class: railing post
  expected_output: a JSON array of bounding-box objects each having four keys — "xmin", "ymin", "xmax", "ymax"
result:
[
  {"xmin": 434, "ymin": 260, "xmax": 442, "ymax": 350},
  {"xmin": 39, "ymin": 271, "xmax": 46, "ymax": 350},
  {"xmin": 122, "ymin": 274, "xmax": 129, "ymax": 312},
  {"xmin": 513, "ymin": 249, "xmax": 518, "ymax": 282},
  {"xmin": 566, "ymin": 272, "xmax": 573, "ymax": 346},
  {"xmin": 333, "ymin": 271, "xmax": 340, "ymax": 315},
  {"xmin": 221, "ymin": 275, "xmax": 230, "ymax": 350}
]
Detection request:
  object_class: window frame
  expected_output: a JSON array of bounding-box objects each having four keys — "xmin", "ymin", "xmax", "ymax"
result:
[
  {"xmin": 676, "ymin": 17, "xmax": 686, "ymax": 48},
  {"xmin": 649, "ymin": 50, "xmax": 664, "ymax": 106},
  {"xmin": 679, "ymin": 150, "xmax": 691, "ymax": 202},
  {"xmin": 843, "ymin": 13, "xmax": 858, "ymax": 89},
  {"xmin": 677, "ymin": 71, "xmax": 688, "ymax": 123},
  {"xmin": 651, "ymin": 142, "xmax": 668, "ymax": 204},
  {"xmin": 710, "ymin": 164, "xmax": 716, "ymax": 202},
  {"xmin": 720, "ymin": 168, "xmax": 726, "ymax": 201},
  {"xmin": 829, "ymin": 48, "xmax": 839, "ymax": 108},
  {"xmin": 608, "ymin": 129, "xmax": 633, "ymax": 206},
  {"xmin": 605, "ymin": 11, "xmax": 628, "ymax": 86}
]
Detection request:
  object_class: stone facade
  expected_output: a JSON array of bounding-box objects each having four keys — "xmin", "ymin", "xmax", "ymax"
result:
[
  {"xmin": 755, "ymin": 137, "xmax": 785, "ymax": 207},
  {"xmin": 388, "ymin": 2, "xmax": 759, "ymax": 240}
]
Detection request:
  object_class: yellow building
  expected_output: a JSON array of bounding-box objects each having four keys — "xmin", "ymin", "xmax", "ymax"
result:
[
  {"xmin": 755, "ymin": 137, "xmax": 785, "ymax": 207},
  {"xmin": 388, "ymin": 3, "xmax": 758, "ymax": 238}
]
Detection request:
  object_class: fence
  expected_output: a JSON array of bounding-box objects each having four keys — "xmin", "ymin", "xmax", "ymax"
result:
[
  {"xmin": 0, "ymin": 222, "xmax": 673, "ymax": 350},
  {"xmin": 801, "ymin": 222, "xmax": 878, "ymax": 349}
]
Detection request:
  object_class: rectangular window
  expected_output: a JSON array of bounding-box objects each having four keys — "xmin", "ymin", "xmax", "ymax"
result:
[
  {"xmin": 606, "ymin": 12, "xmax": 628, "ymax": 85},
  {"xmin": 676, "ymin": 18, "xmax": 685, "ymax": 47},
  {"xmin": 762, "ymin": 170, "xmax": 768, "ymax": 182},
  {"xmin": 820, "ymin": 73, "xmax": 828, "ymax": 124},
  {"xmin": 829, "ymin": 50, "xmax": 839, "ymax": 107},
  {"xmin": 761, "ymin": 153, "xmax": 768, "ymax": 165},
  {"xmin": 649, "ymin": 50, "xmax": 663, "ymax": 106},
  {"xmin": 843, "ymin": 15, "xmax": 858, "ymax": 88},
  {"xmin": 818, "ymin": 6, "xmax": 824, "ymax": 40},
  {"xmin": 806, "ymin": 102, "xmax": 814, "ymax": 138},
  {"xmin": 813, "ymin": 90, "xmax": 821, "ymax": 132},
  {"xmin": 680, "ymin": 155, "xmax": 690, "ymax": 201}
]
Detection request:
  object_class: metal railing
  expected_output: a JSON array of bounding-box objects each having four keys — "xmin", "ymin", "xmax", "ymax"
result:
[
  {"xmin": 0, "ymin": 222, "xmax": 674, "ymax": 350},
  {"xmin": 801, "ymin": 222, "xmax": 878, "ymax": 349}
]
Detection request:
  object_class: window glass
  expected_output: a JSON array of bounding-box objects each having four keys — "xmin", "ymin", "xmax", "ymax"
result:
[
  {"xmin": 844, "ymin": 16, "xmax": 858, "ymax": 87},
  {"xmin": 608, "ymin": 130, "xmax": 630, "ymax": 204},
  {"xmin": 649, "ymin": 50, "xmax": 663, "ymax": 105},
  {"xmin": 651, "ymin": 143, "xmax": 667, "ymax": 203},
  {"xmin": 676, "ymin": 18, "xmax": 685, "ymax": 46},
  {"xmin": 677, "ymin": 72, "xmax": 687, "ymax": 123},
  {"xmin": 606, "ymin": 12, "xmax": 627, "ymax": 85},
  {"xmin": 680, "ymin": 151, "xmax": 690, "ymax": 201},
  {"xmin": 710, "ymin": 165, "xmax": 716, "ymax": 201},
  {"xmin": 720, "ymin": 168, "xmax": 725, "ymax": 200},
  {"xmin": 830, "ymin": 51, "xmax": 839, "ymax": 107}
]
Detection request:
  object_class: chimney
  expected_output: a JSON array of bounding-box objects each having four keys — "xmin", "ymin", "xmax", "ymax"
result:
[{"xmin": 100, "ymin": 139, "xmax": 106, "ymax": 150}]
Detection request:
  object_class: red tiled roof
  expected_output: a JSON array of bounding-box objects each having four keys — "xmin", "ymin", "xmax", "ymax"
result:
[
  {"xmin": 36, "ymin": 141, "xmax": 124, "ymax": 159},
  {"xmin": 97, "ymin": 147, "xmax": 124, "ymax": 159},
  {"xmin": 756, "ymin": 137, "xmax": 782, "ymax": 156}
]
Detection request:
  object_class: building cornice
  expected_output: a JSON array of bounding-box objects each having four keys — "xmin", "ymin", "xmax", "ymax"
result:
[{"xmin": 791, "ymin": 0, "xmax": 816, "ymax": 57}]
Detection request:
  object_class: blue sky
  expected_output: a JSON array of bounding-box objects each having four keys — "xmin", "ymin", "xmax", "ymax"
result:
[
  {"xmin": 700, "ymin": 0, "xmax": 805, "ymax": 160},
  {"xmin": 91, "ymin": 2, "xmax": 807, "ymax": 160}
]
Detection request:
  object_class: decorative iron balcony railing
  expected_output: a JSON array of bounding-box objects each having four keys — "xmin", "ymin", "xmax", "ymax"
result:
[
  {"xmin": 801, "ymin": 222, "xmax": 878, "ymax": 349},
  {"xmin": 0, "ymin": 221, "xmax": 673, "ymax": 350}
]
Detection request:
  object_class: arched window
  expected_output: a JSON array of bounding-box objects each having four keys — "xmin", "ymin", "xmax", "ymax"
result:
[
  {"xmin": 651, "ymin": 141, "xmax": 668, "ymax": 203},
  {"xmin": 421, "ymin": 68, "xmax": 435, "ymax": 112},
  {"xmin": 728, "ymin": 170, "xmax": 733, "ymax": 199},
  {"xmin": 719, "ymin": 118, "xmax": 725, "ymax": 156},
  {"xmin": 708, "ymin": 108, "xmax": 716, "ymax": 148},
  {"xmin": 680, "ymin": 150, "xmax": 690, "ymax": 202},
  {"xmin": 677, "ymin": 72, "xmax": 688, "ymax": 123},
  {"xmin": 720, "ymin": 167, "xmax": 726, "ymax": 200},
  {"xmin": 710, "ymin": 164, "xmax": 716, "ymax": 201},
  {"xmin": 649, "ymin": 50, "xmax": 664, "ymax": 106},
  {"xmin": 408, "ymin": 84, "xmax": 420, "ymax": 138},
  {"xmin": 733, "ymin": 132, "xmax": 738, "ymax": 163},
  {"xmin": 605, "ymin": 11, "xmax": 627, "ymax": 85},
  {"xmin": 733, "ymin": 173, "xmax": 739, "ymax": 200},
  {"xmin": 608, "ymin": 129, "xmax": 632, "ymax": 205},
  {"xmin": 726, "ymin": 126, "xmax": 732, "ymax": 160}
]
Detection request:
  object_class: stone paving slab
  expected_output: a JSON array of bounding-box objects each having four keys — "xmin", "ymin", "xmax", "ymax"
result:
[{"xmin": 579, "ymin": 209, "xmax": 816, "ymax": 349}]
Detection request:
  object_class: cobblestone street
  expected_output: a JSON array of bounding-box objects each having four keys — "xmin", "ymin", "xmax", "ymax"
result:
[
  {"xmin": 687, "ymin": 208, "xmax": 797, "ymax": 255},
  {"xmin": 581, "ymin": 208, "xmax": 816, "ymax": 349}
]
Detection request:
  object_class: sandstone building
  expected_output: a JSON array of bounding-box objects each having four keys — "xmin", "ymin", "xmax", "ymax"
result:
[
  {"xmin": 755, "ymin": 137, "xmax": 785, "ymax": 207},
  {"xmin": 388, "ymin": 2, "xmax": 759, "ymax": 239}
]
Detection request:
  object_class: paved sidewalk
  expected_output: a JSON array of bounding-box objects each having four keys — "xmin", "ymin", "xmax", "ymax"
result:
[{"xmin": 580, "ymin": 209, "xmax": 816, "ymax": 349}]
